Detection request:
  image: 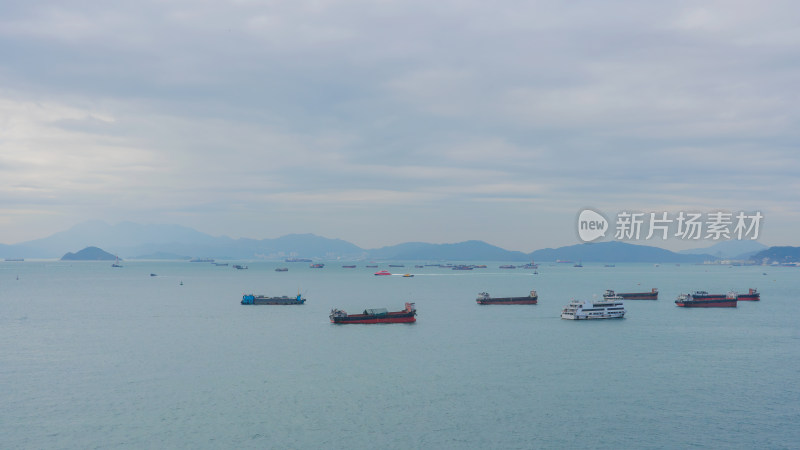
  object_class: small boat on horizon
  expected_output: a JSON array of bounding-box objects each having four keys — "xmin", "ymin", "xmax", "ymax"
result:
[
  {"xmin": 275, "ymin": 267, "xmax": 288, "ymax": 272},
  {"xmin": 374, "ymin": 270, "xmax": 392, "ymax": 276},
  {"xmin": 190, "ymin": 258, "xmax": 214, "ymax": 263}
]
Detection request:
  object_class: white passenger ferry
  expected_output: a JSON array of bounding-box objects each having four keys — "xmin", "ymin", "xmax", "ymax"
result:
[{"xmin": 561, "ymin": 296, "xmax": 625, "ymax": 320}]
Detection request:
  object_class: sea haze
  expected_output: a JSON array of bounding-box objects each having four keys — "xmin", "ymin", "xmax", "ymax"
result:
[{"xmin": 1, "ymin": 261, "xmax": 798, "ymax": 448}]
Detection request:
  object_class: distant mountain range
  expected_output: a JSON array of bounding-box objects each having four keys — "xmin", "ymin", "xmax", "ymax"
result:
[
  {"xmin": 0, "ymin": 220, "xmax": 784, "ymax": 263},
  {"xmin": 678, "ymin": 240, "xmax": 767, "ymax": 259},
  {"xmin": 749, "ymin": 246, "xmax": 800, "ymax": 263}
]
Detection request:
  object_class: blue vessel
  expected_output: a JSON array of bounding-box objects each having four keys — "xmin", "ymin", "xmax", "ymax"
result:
[{"xmin": 241, "ymin": 294, "xmax": 306, "ymax": 305}]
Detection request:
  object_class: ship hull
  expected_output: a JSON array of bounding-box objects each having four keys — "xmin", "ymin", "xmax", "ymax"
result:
[
  {"xmin": 737, "ymin": 294, "xmax": 760, "ymax": 301},
  {"xmin": 242, "ymin": 295, "xmax": 305, "ymax": 305},
  {"xmin": 618, "ymin": 292, "xmax": 658, "ymax": 300},
  {"xmin": 561, "ymin": 313, "xmax": 624, "ymax": 320},
  {"xmin": 330, "ymin": 312, "xmax": 416, "ymax": 324},
  {"xmin": 477, "ymin": 297, "xmax": 538, "ymax": 305},
  {"xmin": 675, "ymin": 299, "xmax": 737, "ymax": 307},
  {"xmin": 248, "ymin": 299, "xmax": 305, "ymax": 305}
]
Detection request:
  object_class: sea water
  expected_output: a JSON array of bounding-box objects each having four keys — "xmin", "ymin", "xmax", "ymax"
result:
[{"xmin": 1, "ymin": 261, "xmax": 799, "ymax": 449}]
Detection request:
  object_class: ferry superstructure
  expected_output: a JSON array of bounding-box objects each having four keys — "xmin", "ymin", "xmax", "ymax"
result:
[{"xmin": 561, "ymin": 296, "xmax": 625, "ymax": 320}]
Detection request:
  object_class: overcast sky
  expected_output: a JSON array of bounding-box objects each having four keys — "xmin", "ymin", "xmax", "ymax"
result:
[{"xmin": 1, "ymin": 0, "xmax": 798, "ymax": 252}]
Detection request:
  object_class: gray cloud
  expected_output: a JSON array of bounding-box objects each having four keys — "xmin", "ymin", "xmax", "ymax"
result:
[{"xmin": 0, "ymin": 0, "xmax": 798, "ymax": 250}]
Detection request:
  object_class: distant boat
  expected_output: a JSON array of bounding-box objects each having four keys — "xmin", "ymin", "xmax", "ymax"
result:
[
  {"xmin": 5, "ymin": 258, "xmax": 23, "ymax": 262},
  {"xmin": 573, "ymin": 261, "xmax": 583, "ymax": 267},
  {"xmin": 342, "ymin": 265, "xmax": 356, "ymax": 268},
  {"xmin": 111, "ymin": 255, "xmax": 122, "ymax": 268},
  {"xmin": 285, "ymin": 258, "xmax": 312, "ymax": 262},
  {"xmin": 403, "ymin": 273, "xmax": 414, "ymax": 277},
  {"xmin": 374, "ymin": 270, "xmax": 392, "ymax": 276},
  {"xmin": 675, "ymin": 291, "xmax": 737, "ymax": 308},
  {"xmin": 310, "ymin": 263, "xmax": 325, "ymax": 268},
  {"xmin": 499, "ymin": 265, "xmax": 516, "ymax": 269},
  {"xmin": 606, "ymin": 288, "xmax": 658, "ymax": 300},
  {"xmin": 190, "ymin": 258, "xmax": 214, "ymax": 263},
  {"xmin": 214, "ymin": 263, "xmax": 229, "ymax": 266},
  {"xmin": 477, "ymin": 290, "xmax": 538, "ymax": 305},
  {"xmin": 233, "ymin": 264, "xmax": 248, "ymax": 270},
  {"xmin": 388, "ymin": 264, "xmax": 405, "ymax": 267},
  {"xmin": 275, "ymin": 267, "xmax": 288, "ymax": 272},
  {"xmin": 561, "ymin": 297, "xmax": 625, "ymax": 320},
  {"xmin": 242, "ymin": 293, "xmax": 306, "ymax": 305},
  {"xmin": 736, "ymin": 288, "xmax": 760, "ymax": 301},
  {"xmin": 150, "ymin": 273, "xmax": 157, "ymax": 277},
  {"xmin": 330, "ymin": 302, "xmax": 416, "ymax": 324},
  {"xmin": 366, "ymin": 265, "xmax": 379, "ymax": 268}
]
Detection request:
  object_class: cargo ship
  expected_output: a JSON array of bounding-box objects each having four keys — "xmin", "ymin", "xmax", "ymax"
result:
[
  {"xmin": 561, "ymin": 297, "xmax": 625, "ymax": 320},
  {"xmin": 604, "ymin": 288, "xmax": 658, "ymax": 300},
  {"xmin": 476, "ymin": 290, "xmax": 538, "ymax": 305},
  {"xmin": 329, "ymin": 302, "xmax": 416, "ymax": 324},
  {"xmin": 241, "ymin": 293, "xmax": 306, "ymax": 305},
  {"xmin": 737, "ymin": 288, "xmax": 760, "ymax": 301},
  {"xmin": 675, "ymin": 291, "xmax": 737, "ymax": 308},
  {"xmin": 310, "ymin": 263, "xmax": 325, "ymax": 268}
]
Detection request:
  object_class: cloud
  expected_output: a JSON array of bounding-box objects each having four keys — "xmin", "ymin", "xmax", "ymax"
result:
[{"xmin": 0, "ymin": 1, "xmax": 798, "ymax": 248}]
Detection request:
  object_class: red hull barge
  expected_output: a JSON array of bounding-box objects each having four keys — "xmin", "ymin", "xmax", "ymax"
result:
[
  {"xmin": 617, "ymin": 288, "xmax": 658, "ymax": 300},
  {"xmin": 477, "ymin": 290, "xmax": 538, "ymax": 305},
  {"xmin": 737, "ymin": 288, "xmax": 760, "ymax": 301},
  {"xmin": 330, "ymin": 302, "xmax": 416, "ymax": 324},
  {"xmin": 675, "ymin": 291, "xmax": 737, "ymax": 308}
]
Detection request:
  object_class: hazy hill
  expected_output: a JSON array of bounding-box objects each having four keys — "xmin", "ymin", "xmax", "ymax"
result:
[
  {"xmin": 61, "ymin": 246, "xmax": 118, "ymax": 261},
  {"xmin": 679, "ymin": 240, "xmax": 767, "ymax": 259},
  {"xmin": 531, "ymin": 241, "xmax": 713, "ymax": 263},
  {"xmin": 0, "ymin": 220, "xmax": 752, "ymax": 262},
  {"xmin": 368, "ymin": 240, "xmax": 530, "ymax": 261},
  {"xmin": 749, "ymin": 246, "xmax": 800, "ymax": 263}
]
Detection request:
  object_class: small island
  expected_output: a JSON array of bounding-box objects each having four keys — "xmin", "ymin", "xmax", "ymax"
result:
[{"xmin": 61, "ymin": 246, "xmax": 119, "ymax": 261}]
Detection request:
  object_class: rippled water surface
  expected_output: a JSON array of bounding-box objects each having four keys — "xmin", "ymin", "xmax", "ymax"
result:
[{"xmin": 2, "ymin": 261, "xmax": 798, "ymax": 448}]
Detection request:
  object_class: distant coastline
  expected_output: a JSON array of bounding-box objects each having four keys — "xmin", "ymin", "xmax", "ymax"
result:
[{"xmin": 0, "ymin": 221, "xmax": 792, "ymax": 264}]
